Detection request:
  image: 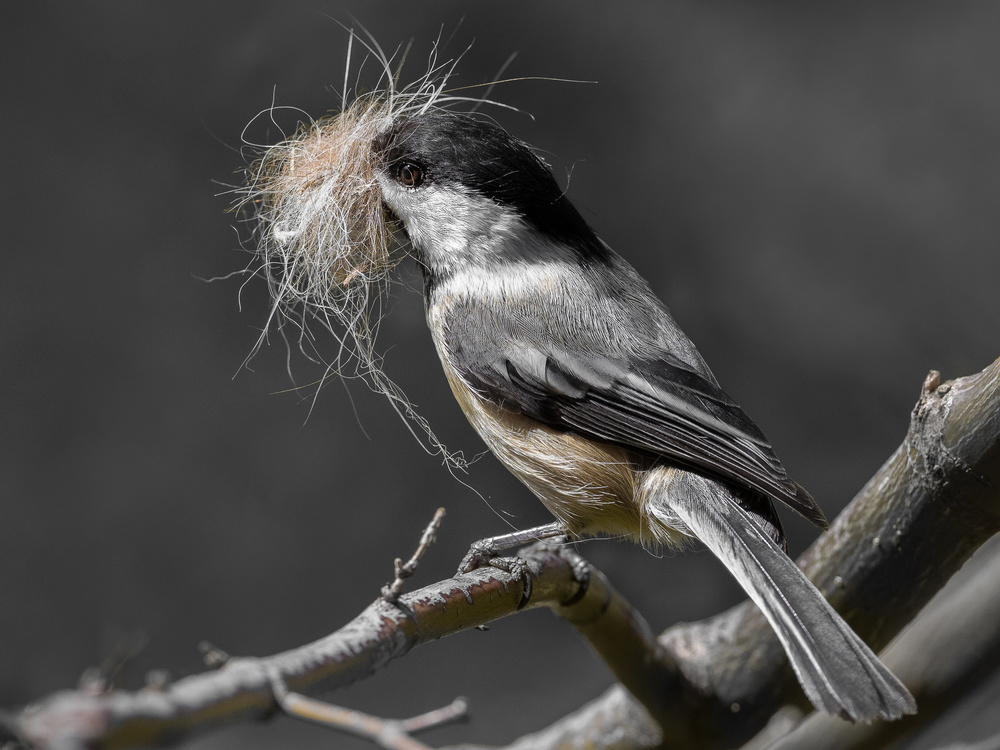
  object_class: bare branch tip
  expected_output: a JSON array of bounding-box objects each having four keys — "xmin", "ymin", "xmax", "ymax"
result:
[
  {"xmin": 382, "ymin": 508, "xmax": 448, "ymax": 604},
  {"xmin": 400, "ymin": 696, "xmax": 470, "ymax": 734},
  {"xmin": 198, "ymin": 641, "xmax": 232, "ymax": 670},
  {"xmin": 923, "ymin": 369, "xmax": 942, "ymax": 395},
  {"xmin": 269, "ymin": 685, "xmax": 457, "ymax": 750}
]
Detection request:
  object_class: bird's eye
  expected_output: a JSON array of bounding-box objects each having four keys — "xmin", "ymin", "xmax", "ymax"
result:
[{"xmin": 397, "ymin": 163, "xmax": 424, "ymax": 188}]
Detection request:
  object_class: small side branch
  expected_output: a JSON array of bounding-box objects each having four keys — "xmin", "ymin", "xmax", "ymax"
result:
[
  {"xmin": 14, "ymin": 541, "xmax": 647, "ymax": 749},
  {"xmin": 269, "ymin": 668, "xmax": 467, "ymax": 750},
  {"xmin": 10, "ymin": 358, "xmax": 1000, "ymax": 750},
  {"xmin": 382, "ymin": 507, "xmax": 446, "ymax": 603}
]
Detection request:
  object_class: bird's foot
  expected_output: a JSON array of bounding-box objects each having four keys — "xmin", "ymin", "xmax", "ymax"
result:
[
  {"xmin": 552, "ymin": 539, "xmax": 592, "ymax": 598},
  {"xmin": 519, "ymin": 535, "xmax": 591, "ymax": 604},
  {"xmin": 459, "ymin": 549, "xmax": 533, "ymax": 608},
  {"xmin": 458, "ymin": 522, "xmax": 566, "ymax": 608}
]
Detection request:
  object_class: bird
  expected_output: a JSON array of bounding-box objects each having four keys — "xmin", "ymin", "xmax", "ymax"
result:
[{"xmin": 364, "ymin": 109, "xmax": 915, "ymax": 723}]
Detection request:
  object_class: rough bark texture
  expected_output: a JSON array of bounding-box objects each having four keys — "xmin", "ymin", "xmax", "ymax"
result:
[
  {"xmin": 451, "ymin": 358, "xmax": 1000, "ymax": 750},
  {"xmin": 8, "ymin": 358, "xmax": 1000, "ymax": 750},
  {"xmin": 12, "ymin": 550, "xmax": 578, "ymax": 749},
  {"xmin": 651, "ymin": 361, "xmax": 1000, "ymax": 747},
  {"xmin": 769, "ymin": 537, "xmax": 1000, "ymax": 749}
]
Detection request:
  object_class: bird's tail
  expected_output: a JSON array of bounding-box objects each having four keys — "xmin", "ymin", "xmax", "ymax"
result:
[{"xmin": 648, "ymin": 469, "xmax": 916, "ymax": 723}]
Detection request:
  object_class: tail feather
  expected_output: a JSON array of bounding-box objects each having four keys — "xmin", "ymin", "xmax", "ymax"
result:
[{"xmin": 653, "ymin": 472, "xmax": 916, "ymax": 722}]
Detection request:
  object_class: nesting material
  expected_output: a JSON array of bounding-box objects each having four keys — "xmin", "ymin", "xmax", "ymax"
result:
[
  {"xmin": 248, "ymin": 96, "xmax": 398, "ymax": 316},
  {"xmin": 240, "ymin": 37, "xmax": 478, "ymax": 358},
  {"xmin": 238, "ymin": 35, "xmax": 493, "ymax": 465}
]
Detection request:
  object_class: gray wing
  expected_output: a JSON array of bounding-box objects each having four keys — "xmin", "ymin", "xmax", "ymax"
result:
[{"xmin": 445, "ymin": 312, "xmax": 827, "ymax": 530}]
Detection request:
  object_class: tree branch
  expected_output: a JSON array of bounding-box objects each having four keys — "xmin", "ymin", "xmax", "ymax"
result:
[
  {"xmin": 12, "ymin": 539, "xmax": 658, "ymax": 749},
  {"xmin": 8, "ymin": 358, "xmax": 1000, "ymax": 750},
  {"xmin": 381, "ymin": 507, "xmax": 447, "ymax": 604},
  {"xmin": 446, "ymin": 357, "xmax": 1000, "ymax": 750},
  {"xmin": 767, "ymin": 535, "xmax": 1000, "ymax": 749},
  {"xmin": 653, "ymin": 360, "xmax": 1000, "ymax": 747},
  {"xmin": 268, "ymin": 669, "xmax": 468, "ymax": 750}
]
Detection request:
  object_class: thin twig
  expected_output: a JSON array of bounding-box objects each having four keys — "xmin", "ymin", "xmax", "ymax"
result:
[
  {"xmin": 14, "ymin": 544, "xmax": 584, "ymax": 750},
  {"xmin": 9, "ymin": 360, "xmax": 1000, "ymax": 750},
  {"xmin": 198, "ymin": 641, "xmax": 231, "ymax": 670},
  {"xmin": 382, "ymin": 507, "xmax": 447, "ymax": 603},
  {"xmin": 400, "ymin": 698, "xmax": 469, "ymax": 735},
  {"xmin": 268, "ymin": 668, "xmax": 467, "ymax": 750}
]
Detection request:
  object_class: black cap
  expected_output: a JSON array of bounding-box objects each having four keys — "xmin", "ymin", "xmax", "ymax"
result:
[{"xmin": 375, "ymin": 112, "xmax": 610, "ymax": 263}]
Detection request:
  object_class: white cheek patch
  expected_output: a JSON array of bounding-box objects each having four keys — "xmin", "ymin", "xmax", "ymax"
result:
[
  {"xmin": 378, "ymin": 177, "xmax": 525, "ymax": 275},
  {"xmin": 237, "ymin": 29, "xmax": 550, "ymax": 482}
]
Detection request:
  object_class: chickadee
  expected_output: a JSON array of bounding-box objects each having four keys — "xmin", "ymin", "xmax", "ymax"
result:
[{"xmin": 371, "ymin": 111, "xmax": 915, "ymax": 722}]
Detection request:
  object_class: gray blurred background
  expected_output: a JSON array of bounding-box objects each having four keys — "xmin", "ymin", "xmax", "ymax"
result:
[{"xmin": 2, "ymin": 2, "xmax": 998, "ymax": 748}]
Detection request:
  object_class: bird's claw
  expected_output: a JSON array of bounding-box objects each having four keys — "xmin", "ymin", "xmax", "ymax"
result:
[
  {"xmin": 541, "ymin": 538, "xmax": 591, "ymax": 604},
  {"xmin": 459, "ymin": 545, "xmax": 533, "ymax": 608},
  {"xmin": 459, "ymin": 537, "xmax": 508, "ymax": 574}
]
